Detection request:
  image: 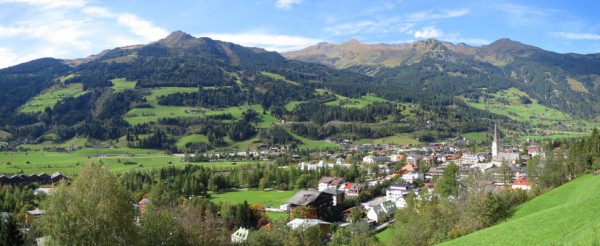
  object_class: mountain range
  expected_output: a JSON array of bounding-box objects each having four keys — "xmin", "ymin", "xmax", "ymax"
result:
[{"xmin": 0, "ymin": 31, "xmax": 598, "ymax": 149}]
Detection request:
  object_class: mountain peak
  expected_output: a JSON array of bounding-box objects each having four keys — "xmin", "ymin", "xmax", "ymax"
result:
[{"xmin": 158, "ymin": 31, "xmax": 197, "ymax": 47}]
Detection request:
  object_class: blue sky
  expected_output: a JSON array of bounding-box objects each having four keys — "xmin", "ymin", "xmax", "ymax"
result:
[{"xmin": 1, "ymin": 0, "xmax": 599, "ymax": 68}]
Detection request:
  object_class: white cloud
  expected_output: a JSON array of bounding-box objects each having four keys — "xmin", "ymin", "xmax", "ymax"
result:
[
  {"xmin": 117, "ymin": 13, "xmax": 169, "ymax": 41},
  {"xmin": 555, "ymin": 32, "xmax": 600, "ymax": 40},
  {"xmin": 199, "ymin": 32, "xmax": 322, "ymax": 52},
  {"xmin": 275, "ymin": 0, "xmax": 302, "ymax": 10},
  {"xmin": 414, "ymin": 26, "xmax": 443, "ymax": 39},
  {"xmin": 361, "ymin": 2, "xmax": 395, "ymax": 15},
  {"xmin": 0, "ymin": 0, "xmax": 86, "ymax": 9},
  {"xmin": 0, "ymin": 0, "xmax": 168, "ymax": 68},
  {"xmin": 0, "ymin": 47, "xmax": 18, "ymax": 68},
  {"xmin": 407, "ymin": 9, "xmax": 470, "ymax": 22}
]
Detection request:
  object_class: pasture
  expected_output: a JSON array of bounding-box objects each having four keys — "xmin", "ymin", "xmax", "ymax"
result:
[{"xmin": 19, "ymin": 83, "xmax": 85, "ymax": 113}]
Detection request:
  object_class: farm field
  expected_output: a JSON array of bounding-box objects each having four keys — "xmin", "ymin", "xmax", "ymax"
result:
[
  {"xmin": 209, "ymin": 189, "xmax": 296, "ymax": 208},
  {"xmin": 19, "ymin": 83, "xmax": 85, "ymax": 113},
  {"xmin": 443, "ymin": 174, "xmax": 600, "ymax": 245},
  {"xmin": 353, "ymin": 133, "xmax": 420, "ymax": 146},
  {"xmin": 0, "ymin": 151, "xmax": 253, "ymax": 175}
]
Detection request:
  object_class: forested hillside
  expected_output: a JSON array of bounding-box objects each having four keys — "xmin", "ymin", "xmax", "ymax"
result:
[{"xmin": 0, "ymin": 31, "xmax": 596, "ymax": 152}]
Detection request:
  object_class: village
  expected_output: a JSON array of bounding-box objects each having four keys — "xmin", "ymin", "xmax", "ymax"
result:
[{"xmin": 226, "ymin": 125, "xmax": 540, "ymax": 243}]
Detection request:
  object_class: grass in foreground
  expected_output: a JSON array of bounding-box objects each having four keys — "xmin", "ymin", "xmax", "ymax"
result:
[{"xmin": 443, "ymin": 174, "xmax": 600, "ymax": 245}]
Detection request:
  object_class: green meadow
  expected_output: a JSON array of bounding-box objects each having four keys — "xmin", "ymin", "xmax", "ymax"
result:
[
  {"xmin": 19, "ymin": 83, "xmax": 85, "ymax": 113},
  {"xmin": 443, "ymin": 174, "xmax": 600, "ymax": 245},
  {"xmin": 462, "ymin": 132, "xmax": 488, "ymax": 141},
  {"xmin": 353, "ymin": 133, "xmax": 419, "ymax": 146},
  {"xmin": 0, "ymin": 151, "xmax": 255, "ymax": 175},
  {"xmin": 111, "ymin": 78, "xmax": 137, "ymax": 91},
  {"xmin": 462, "ymin": 88, "xmax": 575, "ymax": 127},
  {"xmin": 125, "ymin": 86, "xmax": 273, "ymax": 125},
  {"xmin": 325, "ymin": 94, "xmax": 388, "ymax": 109},
  {"xmin": 260, "ymin": 71, "xmax": 301, "ymax": 86}
]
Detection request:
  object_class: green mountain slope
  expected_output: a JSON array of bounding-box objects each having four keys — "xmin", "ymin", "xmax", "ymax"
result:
[{"xmin": 442, "ymin": 174, "xmax": 600, "ymax": 245}]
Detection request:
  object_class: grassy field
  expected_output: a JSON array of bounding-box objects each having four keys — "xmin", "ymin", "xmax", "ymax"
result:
[
  {"xmin": 462, "ymin": 88, "xmax": 577, "ymax": 127},
  {"xmin": 111, "ymin": 78, "xmax": 137, "ymax": 91},
  {"xmin": 443, "ymin": 174, "xmax": 600, "ymax": 245},
  {"xmin": 325, "ymin": 94, "xmax": 388, "ymax": 109},
  {"xmin": 462, "ymin": 132, "xmax": 488, "ymax": 141},
  {"xmin": 125, "ymin": 86, "xmax": 270, "ymax": 125},
  {"xmin": 260, "ymin": 72, "xmax": 300, "ymax": 86},
  {"xmin": 285, "ymin": 130, "xmax": 339, "ymax": 150},
  {"xmin": 375, "ymin": 227, "xmax": 394, "ymax": 244},
  {"xmin": 210, "ymin": 189, "xmax": 296, "ymax": 208},
  {"xmin": 176, "ymin": 134, "xmax": 209, "ymax": 148},
  {"xmin": 285, "ymin": 101, "xmax": 304, "ymax": 111},
  {"xmin": 0, "ymin": 151, "xmax": 254, "ymax": 175},
  {"xmin": 19, "ymin": 83, "xmax": 85, "ymax": 113},
  {"xmin": 266, "ymin": 211, "xmax": 289, "ymax": 221},
  {"xmin": 353, "ymin": 134, "xmax": 419, "ymax": 146},
  {"xmin": 0, "ymin": 131, "xmax": 12, "ymax": 140}
]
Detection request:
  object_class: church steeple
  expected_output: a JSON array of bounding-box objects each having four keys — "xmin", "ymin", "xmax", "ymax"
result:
[{"xmin": 492, "ymin": 123, "xmax": 498, "ymax": 158}]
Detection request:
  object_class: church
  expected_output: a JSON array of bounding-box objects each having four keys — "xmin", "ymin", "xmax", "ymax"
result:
[{"xmin": 490, "ymin": 124, "xmax": 520, "ymax": 166}]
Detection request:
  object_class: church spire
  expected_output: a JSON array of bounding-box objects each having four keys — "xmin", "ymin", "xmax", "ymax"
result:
[{"xmin": 492, "ymin": 123, "xmax": 498, "ymax": 158}]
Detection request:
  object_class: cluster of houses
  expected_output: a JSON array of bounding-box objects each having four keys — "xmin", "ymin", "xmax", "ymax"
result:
[{"xmin": 0, "ymin": 172, "xmax": 68, "ymax": 186}]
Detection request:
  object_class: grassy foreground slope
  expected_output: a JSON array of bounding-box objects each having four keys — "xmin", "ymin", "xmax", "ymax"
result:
[{"xmin": 443, "ymin": 174, "xmax": 600, "ymax": 245}]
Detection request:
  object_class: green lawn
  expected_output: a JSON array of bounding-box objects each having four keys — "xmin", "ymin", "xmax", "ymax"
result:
[
  {"xmin": 19, "ymin": 83, "xmax": 85, "ymax": 113},
  {"xmin": 353, "ymin": 134, "xmax": 419, "ymax": 145},
  {"xmin": 443, "ymin": 174, "xmax": 600, "ymax": 245},
  {"xmin": 210, "ymin": 189, "xmax": 296, "ymax": 208},
  {"xmin": 266, "ymin": 211, "xmax": 289, "ymax": 221},
  {"xmin": 375, "ymin": 227, "xmax": 394, "ymax": 244},
  {"xmin": 111, "ymin": 78, "xmax": 137, "ymax": 91}
]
